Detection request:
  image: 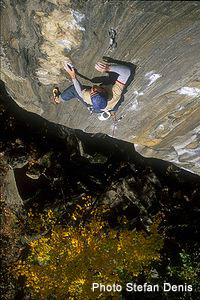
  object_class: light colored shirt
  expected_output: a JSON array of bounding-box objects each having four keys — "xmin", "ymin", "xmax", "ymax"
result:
[{"xmin": 73, "ymin": 64, "xmax": 131, "ymax": 111}]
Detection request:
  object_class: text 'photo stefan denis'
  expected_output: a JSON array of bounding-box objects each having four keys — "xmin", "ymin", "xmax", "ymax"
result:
[{"xmin": 92, "ymin": 282, "xmax": 193, "ymax": 293}]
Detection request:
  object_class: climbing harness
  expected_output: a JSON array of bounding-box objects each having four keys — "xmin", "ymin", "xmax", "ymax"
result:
[{"xmin": 88, "ymin": 106, "xmax": 94, "ymax": 115}]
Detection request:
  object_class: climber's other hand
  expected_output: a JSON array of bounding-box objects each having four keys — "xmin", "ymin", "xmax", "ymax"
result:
[{"xmin": 95, "ymin": 62, "xmax": 110, "ymax": 73}]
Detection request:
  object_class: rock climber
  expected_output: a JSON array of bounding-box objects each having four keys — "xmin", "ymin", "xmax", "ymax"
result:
[{"xmin": 53, "ymin": 60, "xmax": 131, "ymax": 120}]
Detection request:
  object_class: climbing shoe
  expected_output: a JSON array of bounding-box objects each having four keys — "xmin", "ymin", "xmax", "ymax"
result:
[{"xmin": 52, "ymin": 87, "xmax": 61, "ymax": 104}]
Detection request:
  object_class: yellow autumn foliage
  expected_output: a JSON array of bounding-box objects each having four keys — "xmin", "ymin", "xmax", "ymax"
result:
[{"xmin": 13, "ymin": 196, "xmax": 164, "ymax": 299}]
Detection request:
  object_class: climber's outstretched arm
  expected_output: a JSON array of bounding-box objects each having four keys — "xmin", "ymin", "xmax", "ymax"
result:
[
  {"xmin": 95, "ymin": 62, "xmax": 131, "ymax": 85},
  {"xmin": 64, "ymin": 63, "xmax": 84, "ymax": 99},
  {"xmin": 72, "ymin": 78, "xmax": 83, "ymax": 98}
]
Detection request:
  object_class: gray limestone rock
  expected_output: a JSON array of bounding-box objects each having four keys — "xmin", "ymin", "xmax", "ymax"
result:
[{"xmin": 1, "ymin": 0, "xmax": 200, "ymax": 175}]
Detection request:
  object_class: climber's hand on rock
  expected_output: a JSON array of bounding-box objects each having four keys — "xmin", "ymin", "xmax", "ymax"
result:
[
  {"xmin": 95, "ymin": 62, "xmax": 110, "ymax": 73},
  {"xmin": 64, "ymin": 62, "xmax": 76, "ymax": 79}
]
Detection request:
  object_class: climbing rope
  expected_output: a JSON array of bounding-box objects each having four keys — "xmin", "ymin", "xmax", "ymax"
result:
[{"xmin": 111, "ymin": 112, "xmax": 117, "ymax": 137}]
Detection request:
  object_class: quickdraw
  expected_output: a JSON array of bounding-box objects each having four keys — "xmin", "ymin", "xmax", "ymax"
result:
[
  {"xmin": 104, "ymin": 28, "xmax": 117, "ymax": 54},
  {"xmin": 111, "ymin": 112, "xmax": 117, "ymax": 137}
]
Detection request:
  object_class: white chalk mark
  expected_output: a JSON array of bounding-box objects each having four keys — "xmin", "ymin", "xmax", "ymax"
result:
[
  {"xmin": 57, "ymin": 39, "xmax": 73, "ymax": 49},
  {"xmin": 71, "ymin": 10, "xmax": 85, "ymax": 31},
  {"xmin": 157, "ymin": 124, "xmax": 164, "ymax": 130},
  {"xmin": 176, "ymin": 104, "xmax": 184, "ymax": 111},
  {"xmin": 130, "ymin": 100, "xmax": 139, "ymax": 111},
  {"xmin": 133, "ymin": 91, "xmax": 144, "ymax": 96},
  {"xmin": 145, "ymin": 71, "xmax": 161, "ymax": 86},
  {"xmin": 177, "ymin": 87, "xmax": 200, "ymax": 97}
]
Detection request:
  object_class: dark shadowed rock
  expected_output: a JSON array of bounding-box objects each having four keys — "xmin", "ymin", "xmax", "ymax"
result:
[{"xmin": 0, "ymin": 80, "xmax": 200, "ymax": 233}]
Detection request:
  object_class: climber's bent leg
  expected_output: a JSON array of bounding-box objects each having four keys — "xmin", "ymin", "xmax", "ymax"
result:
[{"xmin": 60, "ymin": 85, "xmax": 83, "ymax": 102}]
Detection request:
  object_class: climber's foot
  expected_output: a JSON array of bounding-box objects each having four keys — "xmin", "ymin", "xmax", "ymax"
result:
[{"xmin": 53, "ymin": 87, "xmax": 61, "ymax": 104}]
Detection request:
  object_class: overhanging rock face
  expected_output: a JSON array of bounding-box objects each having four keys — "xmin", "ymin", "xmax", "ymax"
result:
[{"xmin": 1, "ymin": 0, "xmax": 200, "ymax": 175}]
